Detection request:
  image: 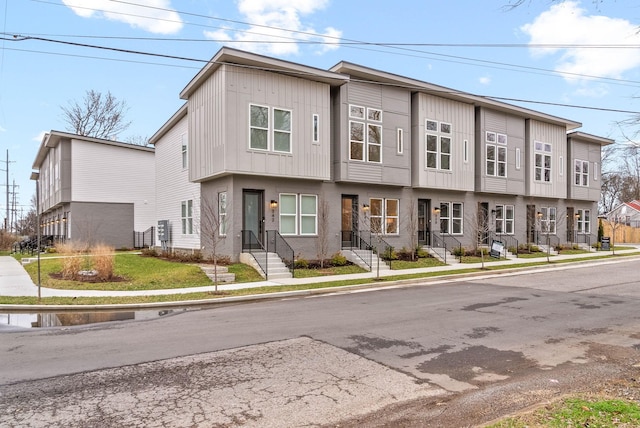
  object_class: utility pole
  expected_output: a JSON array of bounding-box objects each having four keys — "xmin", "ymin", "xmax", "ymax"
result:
[
  {"xmin": 1, "ymin": 150, "xmax": 14, "ymax": 231},
  {"xmin": 10, "ymin": 180, "xmax": 19, "ymax": 233}
]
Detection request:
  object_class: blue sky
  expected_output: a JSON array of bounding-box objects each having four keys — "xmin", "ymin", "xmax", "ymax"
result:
[{"xmin": 1, "ymin": 0, "xmax": 640, "ymax": 223}]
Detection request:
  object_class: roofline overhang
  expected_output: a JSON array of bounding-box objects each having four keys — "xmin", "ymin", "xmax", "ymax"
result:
[
  {"xmin": 32, "ymin": 130, "xmax": 154, "ymax": 169},
  {"xmin": 149, "ymin": 103, "xmax": 188, "ymax": 145},
  {"xmin": 567, "ymin": 130, "xmax": 615, "ymax": 146},
  {"xmin": 179, "ymin": 46, "xmax": 349, "ymax": 100},
  {"xmin": 331, "ymin": 61, "xmax": 582, "ymax": 131}
]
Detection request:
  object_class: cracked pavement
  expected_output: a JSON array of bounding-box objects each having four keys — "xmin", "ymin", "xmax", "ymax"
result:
[{"xmin": 0, "ymin": 337, "xmax": 444, "ymax": 427}]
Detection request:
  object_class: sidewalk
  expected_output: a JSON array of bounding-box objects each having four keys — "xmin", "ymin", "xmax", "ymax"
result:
[{"xmin": 2, "ymin": 247, "xmax": 640, "ymax": 299}]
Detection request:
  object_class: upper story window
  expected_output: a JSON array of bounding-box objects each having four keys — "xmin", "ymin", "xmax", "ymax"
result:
[
  {"xmin": 534, "ymin": 141, "xmax": 552, "ymax": 182},
  {"xmin": 575, "ymin": 160, "xmax": 589, "ymax": 186},
  {"xmin": 250, "ymin": 104, "xmax": 292, "ymax": 153},
  {"xmin": 181, "ymin": 133, "xmax": 188, "ymax": 169},
  {"xmin": 349, "ymin": 104, "xmax": 382, "ymax": 163},
  {"xmin": 397, "ymin": 128, "xmax": 404, "ymax": 154},
  {"xmin": 312, "ymin": 114, "xmax": 319, "ymax": 143},
  {"xmin": 425, "ymin": 119, "xmax": 451, "ymax": 171},
  {"xmin": 486, "ymin": 131, "xmax": 507, "ymax": 177}
]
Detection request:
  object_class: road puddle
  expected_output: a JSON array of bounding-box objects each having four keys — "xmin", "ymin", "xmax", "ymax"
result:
[{"xmin": 0, "ymin": 309, "xmax": 186, "ymax": 329}]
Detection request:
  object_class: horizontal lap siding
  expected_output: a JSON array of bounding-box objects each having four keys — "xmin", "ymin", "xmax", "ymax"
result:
[
  {"xmin": 71, "ymin": 140, "xmax": 155, "ymax": 231},
  {"xmin": 155, "ymin": 114, "xmax": 200, "ymax": 250}
]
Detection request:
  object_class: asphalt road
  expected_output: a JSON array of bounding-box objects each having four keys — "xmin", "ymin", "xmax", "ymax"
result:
[{"xmin": 1, "ymin": 257, "xmax": 640, "ymax": 426}]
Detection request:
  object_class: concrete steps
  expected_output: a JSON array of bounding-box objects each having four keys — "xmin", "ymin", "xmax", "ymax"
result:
[
  {"xmin": 341, "ymin": 249, "xmax": 391, "ymax": 273},
  {"xmin": 198, "ymin": 265, "xmax": 236, "ymax": 283},
  {"xmin": 239, "ymin": 252, "xmax": 292, "ymax": 280}
]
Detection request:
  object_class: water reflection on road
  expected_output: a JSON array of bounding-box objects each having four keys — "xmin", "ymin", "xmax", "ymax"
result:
[{"xmin": 0, "ymin": 309, "xmax": 185, "ymax": 329}]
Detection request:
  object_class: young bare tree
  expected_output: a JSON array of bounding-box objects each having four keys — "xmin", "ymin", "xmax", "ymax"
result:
[
  {"xmin": 315, "ymin": 196, "xmax": 330, "ymax": 268},
  {"xmin": 61, "ymin": 90, "xmax": 131, "ymax": 139},
  {"xmin": 469, "ymin": 207, "xmax": 493, "ymax": 269},
  {"xmin": 199, "ymin": 194, "xmax": 228, "ymax": 292},
  {"xmin": 405, "ymin": 199, "xmax": 418, "ymax": 261}
]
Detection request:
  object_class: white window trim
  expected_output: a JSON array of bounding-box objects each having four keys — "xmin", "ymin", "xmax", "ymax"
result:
[
  {"xmin": 181, "ymin": 199, "xmax": 193, "ymax": 235},
  {"xmin": 273, "ymin": 107, "xmax": 292, "ymax": 154},
  {"xmin": 279, "ymin": 193, "xmax": 298, "ymax": 236},
  {"xmin": 515, "ymin": 147, "xmax": 521, "ymax": 170},
  {"xmin": 349, "ymin": 120, "xmax": 365, "ymax": 162},
  {"xmin": 349, "ymin": 104, "xmax": 365, "ymax": 119},
  {"xmin": 249, "ymin": 103, "xmax": 269, "ymax": 152},
  {"xmin": 495, "ymin": 204, "xmax": 515, "ymax": 235},
  {"xmin": 425, "ymin": 119, "xmax": 452, "ymax": 171},
  {"xmin": 534, "ymin": 140, "xmax": 552, "ymax": 183},
  {"xmin": 181, "ymin": 133, "xmax": 188, "ymax": 169},
  {"xmin": 368, "ymin": 123, "xmax": 382, "ymax": 164},
  {"xmin": 312, "ymin": 114, "xmax": 319, "ymax": 143},
  {"xmin": 575, "ymin": 159, "xmax": 589, "ymax": 187},
  {"xmin": 440, "ymin": 202, "xmax": 463, "ymax": 235},
  {"xmin": 218, "ymin": 192, "xmax": 227, "ymax": 236},
  {"xmin": 300, "ymin": 194, "xmax": 318, "ymax": 236},
  {"xmin": 486, "ymin": 144, "xmax": 507, "ymax": 177},
  {"xmin": 540, "ymin": 207, "xmax": 557, "ymax": 234},
  {"xmin": 368, "ymin": 198, "xmax": 400, "ymax": 235},
  {"xmin": 594, "ymin": 162, "xmax": 599, "ymax": 181},
  {"xmin": 397, "ymin": 128, "xmax": 404, "ymax": 155},
  {"xmin": 367, "ymin": 107, "xmax": 383, "ymax": 122}
]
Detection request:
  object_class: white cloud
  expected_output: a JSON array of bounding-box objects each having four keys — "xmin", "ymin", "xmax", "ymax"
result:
[
  {"xmin": 33, "ymin": 131, "xmax": 47, "ymax": 143},
  {"xmin": 521, "ymin": 1, "xmax": 640, "ymax": 91},
  {"xmin": 62, "ymin": 0, "xmax": 183, "ymax": 34},
  {"xmin": 0, "ymin": 125, "xmax": 6, "ymax": 132},
  {"xmin": 204, "ymin": 0, "xmax": 342, "ymax": 56},
  {"xmin": 479, "ymin": 76, "xmax": 491, "ymax": 85}
]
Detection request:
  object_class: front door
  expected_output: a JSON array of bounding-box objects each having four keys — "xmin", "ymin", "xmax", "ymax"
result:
[
  {"xmin": 418, "ymin": 199, "xmax": 431, "ymax": 246},
  {"xmin": 341, "ymin": 195, "xmax": 359, "ymax": 247},
  {"xmin": 243, "ymin": 190, "xmax": 264, "ymax": 249}
]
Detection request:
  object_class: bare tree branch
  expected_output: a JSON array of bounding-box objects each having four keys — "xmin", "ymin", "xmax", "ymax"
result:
[{"xmin": 61, "ymin": 90, "xmax": 131, "ymax": 140}]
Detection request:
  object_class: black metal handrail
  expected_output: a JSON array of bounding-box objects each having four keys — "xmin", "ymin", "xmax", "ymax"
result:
[
  {"xmin": 134, "ymin": 226, "xmax": 155, "ymax": 249},
  {"xmin": 566, "ymin": 230, "xmax": 592, "ymax": 247},
  {"xmin": 429, "ymin": 232, "xmax": 447, "ymax": 263},
  {"xmin": 342, "ymin": 230, "xmax": 373, "ymax": 270},
  {"xmin": 241, "ymin": 230, "xmax": 268, "ymax": 279},
  {"xmin": 367, "ymin": 232, "xmax": 394, "ymax": 270},
  {"xmin": 440, "ymin": 232, "xmax": 463, "ymax": 262},
  {"xmin": 490, "ymin": 232, "xmax": 519, "ymax": 258},
  {"xmin": 539, "ymin": 233, "xmax": 560, "ymax": 251},
  {"xmin": 266, "ymin": 230, "xmax": 295, "ymax": 277}
]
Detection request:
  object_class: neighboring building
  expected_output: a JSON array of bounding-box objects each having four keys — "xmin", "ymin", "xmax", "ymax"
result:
[
  {"xmin": 32, "ymin": 131, "xmax": 155, "ymax": 249},
  {"xmin": 156, "ymin": 46, "xmax": 611, "ymax": 273},
  {"xmin": 606, "ymin": 200, "xmax": 640, "ymax": 227}
]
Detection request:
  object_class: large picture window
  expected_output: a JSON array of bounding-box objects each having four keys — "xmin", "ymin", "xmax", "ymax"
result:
[
  {"xmin": 369, "ymin": 198, "xmax": 399, "ymax": 235},
  {"xmin": 425, "ymin": 119, "xmax": 452, "ymax": 171},
  {"xmin": 575, "ymin": 160, "xmax": 589, "ymax": 186},
  {"xmin": 249, "ymin": 104, "xmax": 292, "ymax": 153},
  {"xmin": 181, "ymin": 199, "xmax": 193, "ymax": 235},
  {"xmin": 279, "ymin": 194, "xmax": 317, "ymax": 235},
  {"xmin": 440, "ymin": 202, "xmax": 463, "ymax": 235},
  {"xmin": 495, "ymin": 205, "xmax": 514, "ymax": 234},
  {"xmin": 534, "ymin": 141, "xmax": 552, "ymax": 182}
]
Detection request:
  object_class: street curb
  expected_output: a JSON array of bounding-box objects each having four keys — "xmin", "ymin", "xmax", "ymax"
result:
[{"xmin": 3, "ymin": 254, "xmax": 638, "ymax": 313}]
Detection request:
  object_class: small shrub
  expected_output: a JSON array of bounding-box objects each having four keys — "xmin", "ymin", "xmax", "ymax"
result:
[
  {"xmin": 381, "ymin": 246, "xmax": 398, "ymax": 261},
  {"xmin": 208, "ymin": 255, "xmax": 231, "ymax": 265},
  {"xmin": 294, "ymin": 256, "xmax": 309, "ymax": 269},
  {"xmin": 57, "ymin": 242, "xmax": 83, "ymax": 280},
  {"xmin": 141, "ymin": 247, "xmax": 159, "ymax": 257},
  {"xmin": 452, "ymin": 247, "xmax": 465, "ymax": 257},
  {"xmin": 415, "ymin": 247, "xmax": 429, "ymax": 258},
  {"xmin": 330, "ymin": 252, "xmax": 347, "ymax": 266}
]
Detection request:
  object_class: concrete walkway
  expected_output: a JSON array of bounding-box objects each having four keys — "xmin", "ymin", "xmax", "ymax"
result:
[{"xmin": 2, "ymin": 247, "xmax": 640, "ymax": 299}]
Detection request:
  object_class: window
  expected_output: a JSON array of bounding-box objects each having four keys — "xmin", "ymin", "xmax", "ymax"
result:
[
  {"xmin": 349, "ymin": 105, "xmax": 384, "ymax": 163},
  {"xmin": 486, "ymin": 145, "xmax": 507, "ymax": 177},
  {"xmin": 369, "ymin": 198, "xmax": 399, "ymax": 235},
  {"xmin": 540, "ymin": 207, "xmax": 556, "ymax": 234},
  {"xmin": 495, "ymin": 205, "xmax": 514, "ymax": 234},
  {"xmin": 594, "ymin": 162, "xmax": 599, "ymax": 181},
  {"xmin": 440, "ymin": 202, "xmax": 463, "ymax": 235},
  {"xmin": 425, "ymin": 119, "xmax": 451, "ymax": 171},
  {"xmin": 534, "ymin": 141, "xmax": 552, "ymax": 182},
  {"xmin": 181, "ymin": 133, "xmax": 188, "ymax": 169},
  {"xmin": 516, "ymin": 148, "xmax": 521, "ymax": 170},
  {"xmin": 397, "ymin": 128, "xmax": 404, "ymax": 154},
  {"xmin": 486, "ymin": 131, "xmax": 506, "ymax": 177},
  {"xmin": 181, "ymin": 200, "xmax": 193, "ymax": 235},
  {"xmin": 575, "ymin": 160, "xmax": 589, "ymax": 186},
  {"xmin": 250, "ymin": 105, "xmax": 269, "ymax": 150},
  {"xmin": 279, "ymin": 194, "xmax": 317, "ymax": 235},
  {"xmin": 463, "ymin": 140, "xmax": 469, "ymax": 163},
  {"xmin": 576, "ymin": 209, "xmax": 591, "ymax": 234},
  {"xmin": 249, "ymin": 104, "xmax": 291, "ymax": 153},
  {"xmin": 312, "ymin": 114, "xmax": 319, "ymax": 143},
  {"xmin": 218, "ymin": 192, "xmax": 227, "ymax": 236}
]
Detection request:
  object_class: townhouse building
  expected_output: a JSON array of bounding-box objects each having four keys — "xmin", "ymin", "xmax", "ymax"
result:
[
  {"xmin": 32, "ymin": 131, "xmax": 156, "ymax": 249},
  {"xmin": 152, "ymin": 47, "xmax": 611, "ymax": 274}
]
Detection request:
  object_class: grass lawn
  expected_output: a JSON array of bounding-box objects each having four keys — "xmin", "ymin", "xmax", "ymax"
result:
[
  {"xmin": 21, "ymin": 253, "xmax": 262, "ymax": 291},
  {"xmin": 390, "ymin": 257, "xmax": 446, "ymax": 270}
]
